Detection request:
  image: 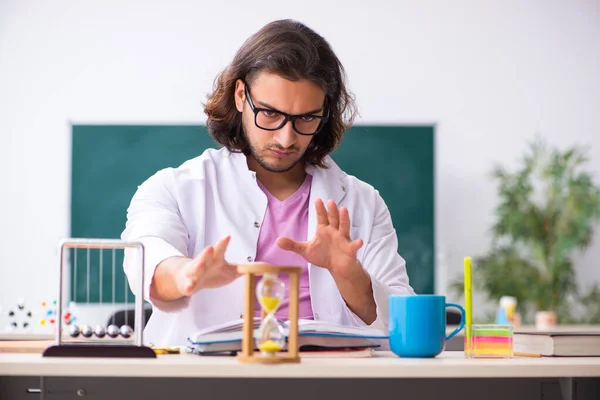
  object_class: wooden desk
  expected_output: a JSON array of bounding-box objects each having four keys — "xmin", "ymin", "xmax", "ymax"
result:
[{"xmin": 1, "ymin": 351, "xmax": 599, "ymax": 400}]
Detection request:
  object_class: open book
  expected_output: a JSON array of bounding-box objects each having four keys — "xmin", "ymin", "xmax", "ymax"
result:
[
  {"xmin": 514, "ymin": 331, "xmax": 600, "ymax": 357},
  {"xmin": 187, "ymin": 318, "xmax": 389, "ymax": 354}
]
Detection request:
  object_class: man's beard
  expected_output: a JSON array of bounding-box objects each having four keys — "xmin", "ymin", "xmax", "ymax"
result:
[{"xmin": 242, "ymin": 118, "xmax": 304, "ymax": 173}]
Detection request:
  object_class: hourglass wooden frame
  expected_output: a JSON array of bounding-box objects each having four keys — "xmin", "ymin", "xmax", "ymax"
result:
[{"xmin": 237, "ymin": 264, "xmax": 303, "ymax": 364}]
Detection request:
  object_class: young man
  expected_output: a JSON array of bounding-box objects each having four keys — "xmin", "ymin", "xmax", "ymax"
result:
[{"xmin": 121, "ymin": 19, "xmax": 415, "ymax": 346}]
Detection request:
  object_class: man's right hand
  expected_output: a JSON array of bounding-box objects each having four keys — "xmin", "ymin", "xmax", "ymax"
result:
[
  {"xmin": 150, "ymin": 235, "xmax": 241, "ymax": 302},
  {"xmin": 176, "ymin": 235, "xmax": 241, "ymax": 296}
]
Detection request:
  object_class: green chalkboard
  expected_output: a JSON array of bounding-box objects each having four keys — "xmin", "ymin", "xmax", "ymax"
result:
[{"xmin": 70, "ymin": 124, "xmax": 434, "ymax": 303}]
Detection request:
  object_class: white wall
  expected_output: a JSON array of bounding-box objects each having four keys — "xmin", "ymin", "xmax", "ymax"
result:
[{"xmin": 1, "ymin": 0, "xmax": 599, "ymax": 329}]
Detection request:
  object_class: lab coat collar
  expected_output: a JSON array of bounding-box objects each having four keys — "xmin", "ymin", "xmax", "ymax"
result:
[
  {"xmin": 304, "ymin": 158, "xmax": 347, "ymax": 206},
  {"xmin": 223, "ymin": 148, "xmax": 347, "ymax": 206}
]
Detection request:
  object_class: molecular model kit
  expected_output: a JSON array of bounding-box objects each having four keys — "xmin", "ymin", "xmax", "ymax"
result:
[
  {"xmin": 2, "ymin": 295, "xmax": 133, "ymax": 343},
  {"xmin": 40, "ymin": 299, "xmax": 76, "ymax": 329},
  {"xmin": 2, "ymin": 298, "xmax": 79, "ymax": 335},
  {"xmin": 38, "ymin": 299, "xmax": 134, "ymax": 340},
  {"xmin": 3, "ymin": 298, "xmax": 34, "ymax": 332}
]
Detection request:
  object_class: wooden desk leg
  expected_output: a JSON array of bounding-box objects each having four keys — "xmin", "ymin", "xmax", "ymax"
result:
[
  {"xmin": 40, "ymin": 376, "xmax": 45, "ymax": 400},
  {"xmin": 559, "ymin": 377, "xmax": 573, "ymax": 400}
]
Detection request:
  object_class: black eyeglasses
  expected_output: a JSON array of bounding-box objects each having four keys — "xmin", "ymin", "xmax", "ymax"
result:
[{"xmin": 244, "ymin": 83, "xmax": 329, "ymax": 136}]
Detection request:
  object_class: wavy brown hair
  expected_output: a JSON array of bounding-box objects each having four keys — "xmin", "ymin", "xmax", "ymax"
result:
[{"xmin": 203, "ymin": 19, "xmax": 357, "ymax": 168}]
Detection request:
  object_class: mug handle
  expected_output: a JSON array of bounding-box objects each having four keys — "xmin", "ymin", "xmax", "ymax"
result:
[{"xmin": 445, "ymin": 303, "xmax": 466, "ymax": 340}]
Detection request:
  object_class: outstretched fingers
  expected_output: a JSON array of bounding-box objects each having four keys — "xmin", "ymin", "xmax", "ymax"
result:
[
  {"xmin": 315, "ymin": 198, "xmax": 329, "ymax": 226},
  {"xmin": 181, "ymin": 247, "xmax": 213, "ymax": 294},
  {"xmin": 339, "ymin": 206, "xmax": 351, "ymax": 239},
  {"xmin": 276, "ymin": 236, "xmax": 309, "ymax": 258},
  {"xmin": 327, "ymin": 200, "xmax": 340, "ymax": 230},
  {"xmin": 213, "ymin": 235, "xmax": 231, "ymax": 261},
  {"xmin": 189, "ymin": 246, "xmax": 214, "ymax": 280},
  {"xmin": 350, "ymin": 238, "xmax": 364, "ymax": 254}
]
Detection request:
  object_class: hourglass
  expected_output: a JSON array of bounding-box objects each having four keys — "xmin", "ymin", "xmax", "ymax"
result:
[
  {"xmin": 237, "ymin": 263, "xmax": 302, "ymax": 364},
  {"xmin": 256, "ymin": 273, "xmax": 286, "ymax": 355}
]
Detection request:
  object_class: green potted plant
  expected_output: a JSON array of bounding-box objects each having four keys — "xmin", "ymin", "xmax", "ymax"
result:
[{"xmin": 450, "ymin": 138, "xmax": 600, "ymax": 326}]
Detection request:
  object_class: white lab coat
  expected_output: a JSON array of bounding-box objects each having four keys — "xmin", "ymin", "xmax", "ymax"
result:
[{"xmin": 121, "ymin": 147, "xmax": 415, "ymax": 346}]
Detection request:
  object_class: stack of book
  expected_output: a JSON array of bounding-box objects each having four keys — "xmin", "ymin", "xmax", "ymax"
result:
[
  {"xmin": 186, "ymin": 319, "xmax": 389, "ymax": 357},
  {"xmin": 514, "ymin": 330, "xmax": 600, "ymax": 357}
]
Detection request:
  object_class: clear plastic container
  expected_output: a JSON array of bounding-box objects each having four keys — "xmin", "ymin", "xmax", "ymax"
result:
[{"xmin": 465, "ymin": 324, "xmax": 513, "ymax": 358}]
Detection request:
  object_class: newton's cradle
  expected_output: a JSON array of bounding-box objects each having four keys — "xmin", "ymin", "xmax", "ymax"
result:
[{"xmin": 43, "ymin": 238, "xmax": 155, "ymax": 358}]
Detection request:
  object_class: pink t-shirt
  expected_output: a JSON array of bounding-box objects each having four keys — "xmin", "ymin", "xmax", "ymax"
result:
[{"xmin": 254, "ymin": 174, "xmax": 314, "ymax": 321}]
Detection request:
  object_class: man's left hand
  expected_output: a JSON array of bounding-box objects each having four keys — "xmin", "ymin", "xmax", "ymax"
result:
[
  {"xmin": 276, "ymin": 198, "xmax": 376, "ymax": 324},
  {"xmin": 276, "ymin": 198, "xmax": 363, "ymax": 279}
]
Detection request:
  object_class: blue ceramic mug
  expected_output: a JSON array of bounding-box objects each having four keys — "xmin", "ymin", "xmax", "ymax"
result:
[{"xmin": 389, "ymin": 294, "xmax": 465, "ymax": 358}]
